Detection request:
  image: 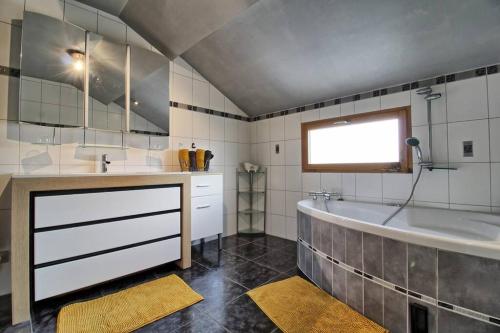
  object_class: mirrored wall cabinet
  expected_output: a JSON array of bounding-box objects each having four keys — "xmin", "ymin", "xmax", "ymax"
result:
[{"xmin": 19, "ymin": 12, "xmax": 170, "ymax": 149}]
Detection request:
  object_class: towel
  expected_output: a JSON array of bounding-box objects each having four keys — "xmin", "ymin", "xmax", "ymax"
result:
[
  {"xmin": 188, "ymin": 151, "xmax": 196, "ymax": 171},
  {"xmin": 178, "ymin": 149, "xmax": 189, "ymax": 171},
  {"xmin": 196, "ymin": 149, "xmax": 205, "ymax": 171}
]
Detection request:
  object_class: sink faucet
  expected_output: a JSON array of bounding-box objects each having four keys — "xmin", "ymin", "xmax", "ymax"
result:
[{"xmin": 101, "ymin": 154, "xmax": 111, "ymax": 173}]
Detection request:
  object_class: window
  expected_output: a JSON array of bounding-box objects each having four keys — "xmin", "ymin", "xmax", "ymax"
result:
[{"xmin": 301, "ymin": 106, "xmax": 412, "ymax": 173}]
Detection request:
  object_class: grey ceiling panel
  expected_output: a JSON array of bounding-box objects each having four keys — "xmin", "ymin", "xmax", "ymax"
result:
[
  {"xmin": 183, "ymin": 0, "xmax": 500, "ymax": 116},
  {"xmin": 76, "ymin": 0, "xmax": 129, "ymax": 16},
  {"xmin": 119, "ymin": 0, "xmax": 258, "ymax": 59}
]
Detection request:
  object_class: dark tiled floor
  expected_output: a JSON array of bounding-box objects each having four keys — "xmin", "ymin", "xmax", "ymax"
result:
[{"xmin": 0, "ymin": 234, "xmax": 299, "ymax": 333}]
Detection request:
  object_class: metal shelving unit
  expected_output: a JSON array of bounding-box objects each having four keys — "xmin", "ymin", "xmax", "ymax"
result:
[{"xmin": 236, "ymin": 168, "xmax": 266, "ymax": 236}]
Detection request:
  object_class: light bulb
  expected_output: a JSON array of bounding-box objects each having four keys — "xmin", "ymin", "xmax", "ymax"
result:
[{"xmin": 73, "ymin": 59, "xmax": 84, "ymax": 71}]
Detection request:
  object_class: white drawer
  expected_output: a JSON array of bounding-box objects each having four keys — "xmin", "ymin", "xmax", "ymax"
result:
[
  {"xmin": 34, "ymin": 237, "xmax": 180, "ymax": 301},
  {"xmin": 34, "ymin": 212, "xmax": 180, "ymax": 265},
  {"xmin": 191, "ymin": 194, "xmax": 223, "ymax": 241},
  {"xmin": 191, "ymin": 175, "xmax": 223, "ymax": 197},
  {"xmin": 35, "ymin": 186, "xmax": 180, "ymax": 228}
]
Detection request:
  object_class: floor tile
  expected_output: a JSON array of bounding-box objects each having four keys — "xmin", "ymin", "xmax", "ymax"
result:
[
  {"xmin": 251, "ymin": 248, "xmax": 297, "ymax": 273},
  {"xmin": 209, "ymin": 294, "xmax": 277, "ymax": 333},
  {"xmin": 194, "ymin": 250, "xmax": 248, "ymax": 270},
  {"xmin": 253, "ymin": 235, "xmax": 296, "ymax": 250},
  {"xmin": 173, "ymin": 312, "xmax": 229, "ymax": 333},
  {"xmin": 224, "ymin": 243, "xmax": 269, "ymax": 260},
  {"xmin": 223, "ymin": 261, "xmax": 281, "ymax": 290},
  {"xmin": 136, "ymin": 307, "xmax": 202, "ymax": 332}
]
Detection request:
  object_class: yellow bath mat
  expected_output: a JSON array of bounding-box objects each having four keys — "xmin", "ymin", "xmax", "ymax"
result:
[
  {"xmin": 57, "ymin": 274, "xmax": 203, "ymax": 333},
  {"xmin": 247, "ymin": 276, "xmax": 388, "ymax": 333}
]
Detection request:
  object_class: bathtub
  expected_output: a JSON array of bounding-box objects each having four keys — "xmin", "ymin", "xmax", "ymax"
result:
[{"xmin": 298, "ymin": 199, "xmax": 500, "ymax": 261}]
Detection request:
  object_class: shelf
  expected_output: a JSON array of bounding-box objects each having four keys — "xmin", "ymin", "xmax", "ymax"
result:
[
  {"xmin": 237, "ymin": 171, "xmax": 265, "ymax": 175},
  {"xmin": 78, "ymin": 144, "xmax": 128, "ymax": 150},
  {"xmin": 238, "ymin": 209, "xmax": 265, "ymax": 215},
  {"xmin": 238, "ymin": 190, "xmax": 265, "ymax": 194}
]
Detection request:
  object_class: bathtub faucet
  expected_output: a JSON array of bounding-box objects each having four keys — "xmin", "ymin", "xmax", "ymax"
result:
[{"xmin": 308, "ymin": 190, "xmax": 342, "ymax": 200}]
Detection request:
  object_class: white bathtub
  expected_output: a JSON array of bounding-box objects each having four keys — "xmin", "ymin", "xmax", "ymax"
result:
[{"xmin": 298, "ymin": 199, "xmax": 500, "ymax": 260}]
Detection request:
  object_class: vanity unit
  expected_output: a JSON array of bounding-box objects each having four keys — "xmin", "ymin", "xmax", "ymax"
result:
[
  {"xmin": 191, "ymin": 174, "xmax": 223, "ymax": 245},
  {"xmin": 10, "ymin": 173, "xmax": 191, "ymax": 324}
]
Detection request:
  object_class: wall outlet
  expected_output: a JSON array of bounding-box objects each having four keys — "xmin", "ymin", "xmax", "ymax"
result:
[
  {"xmin": 275, "ymin": 143, "xmax": 280, "ymax": 154},
  {"xmin": 463, "ymin": 141, "xmax": 473, "ymax": 157},
  {"xmin": 0, "ymin": 250, "xmax": 9, "ymax": 264}
]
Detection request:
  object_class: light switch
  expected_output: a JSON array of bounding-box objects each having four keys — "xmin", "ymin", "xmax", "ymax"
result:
[{"xmin": 463, "ymin": 141, "xmax": 473, "ymax": 157}]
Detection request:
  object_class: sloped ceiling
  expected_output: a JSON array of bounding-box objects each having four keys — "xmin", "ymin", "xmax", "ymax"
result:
[{"xmin": 78, "ymin": 0, "xmax": 500, "ymax": 116}]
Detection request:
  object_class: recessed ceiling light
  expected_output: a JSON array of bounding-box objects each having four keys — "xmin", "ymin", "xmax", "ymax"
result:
[{"xmin": 133, "ymin": 100, "xmax": 139, "ymax": 106}]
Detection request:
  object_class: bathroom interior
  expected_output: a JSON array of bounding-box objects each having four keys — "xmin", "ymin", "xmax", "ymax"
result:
[{"xmin": 0, "ymin": 1, "xmax": 499, "ymax": 332}]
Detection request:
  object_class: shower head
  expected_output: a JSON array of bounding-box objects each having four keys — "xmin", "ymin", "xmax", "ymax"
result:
[
  {"xmin": 416, "ymin": 87, "xmax": 432, "ymax": 95},
  {"xmin": 424, "ymin": 92, "xmax": 442, "ymax": 101},
  {"xmin": 405, "ymin": 137, "xmax": 424, "ymax": 164}
]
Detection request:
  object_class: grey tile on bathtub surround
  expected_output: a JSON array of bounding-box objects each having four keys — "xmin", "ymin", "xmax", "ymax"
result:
[
  {"xmin": 320, "ymin": 256, "xmax": 333, "ymax": 295},
  {"xmin": 346, "ymin": 271, "xmax": 363, "ymax": 314},
  {"xmin": 363, "ymin": 233, "xmax": 382, "ymax": 278},
  {"xmin": 363, "ymin": 279, "xmax": 384, "ymax": 325},
  {"xmin": 437, "ymin": 308, "xmax": 499, "ymax": 333},
  {"xmin": 408, "ymin": 244, "xmax": 437, "ymax": 298},
  {"xmin": 312, "ymin": 251, "xmax": 322, "ymax": 286},
  {"xmin": 408, "ymin": 297, "xmax": 437, "ymax": 333},
  {"xmin": 332, "ymin": 224, "xmax": 346, "ymax": 262},
  {"xmin": 346, "ymin": 229, "xmax": 363, "ymax": 270},
  {"xmin": 332, "ymin": 263, "xmax": 347, "ymax": 302},
  {"xmin": 312, "ymin": 217, "xmax": 321, "ymax": 250},
  {"xmin": 319, "ymin": 220, "xmax": 333, "ymax": 257},
  {"xmin": 383, "ymin": 238, "xmax": 407, "ymax": 287},
  {"xmin": 304, "ymin": 245, "xmax": 313, "ymax": 278},
  {"xmin": 298, "ymin": 241, "xmax": 305, "ymax": 270},
  {"xmin": 300, "ymin": 212, "xmax": 312, "ymax": 244},
  {"xmin": 384, "ymin": 288, "xmax": 407, "ymax": 333},
  {"xmin": 438, "ymin": 250, "xmax": 500, "ymax": 317}
]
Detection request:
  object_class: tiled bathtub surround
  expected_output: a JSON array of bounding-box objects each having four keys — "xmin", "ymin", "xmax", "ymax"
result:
[
  {"xmin": 297, "ymin": 211, "xmax": 500, "ymax": 332},
  {"xmin": 251, "ymin": 64, "xmax": 500, "ymax": 241}
]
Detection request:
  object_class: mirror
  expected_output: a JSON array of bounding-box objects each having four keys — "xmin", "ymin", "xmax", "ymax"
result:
[
  {"xmin": 20, "ymin": 12, "xmax": 86, "ymax": 127},
  {"xmin": 129, "ymin": 46, "xmax": 170, "ymax": 135},
  {"xmin": 20, "ymin": 12, "xmax": 171, "ymax": 136},
  {"xmin": 87, "ymin": 32, "xmax": 127, "ymax": 132}
]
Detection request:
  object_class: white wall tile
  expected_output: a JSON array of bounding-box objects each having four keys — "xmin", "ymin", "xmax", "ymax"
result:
[
  {"xmin": 448, "ymin": 119, "xmax": 489, "ymax": 162},
  {"xmin": 256, "ymin": 119, "xmax": 270, "ymax": 143},
  {"xmin": 270, "ymin": 141, "xmax": 284, "ymax": 166},
  {"xmin": 238, "ymin": 121, "xmax": 250, "ymax": 144},
  {"xmin": 382, "ymin": 173, "xmax": 413, "ymax": 200},
  {"xmin": 284, "ymin": 113, "xmax": 301, "ymax": 140},
  {"xmin": 381, "ymin": 91, "xmax": 410, "ymax": 109},
  {"xmin": 172, "ymin": 73, "xmax": 193, "ymax": 105},
  {"xmin": 490, "ymin": 117, "xmax": 500, "ymax": 162},
  {"xmin": 284, "ymin": 139, "xmax": 301, "ymax": 166},
  {"xmin": 285, "ymin": 191, "xmax": 302, "ymax": 218},
  {"xmin": 302, "ymin": 173, "xmax": 320, "ymax": 193},
  {"xmin": 286, "ymin": 217, "xmax": 298, "ymax": 241},
  {"xmin": 238, "ymin": 143, "xmax": 250, "ymax": 163},
  {"xmin": 223, "ymin": 213, "xmax": 237, "ymax": 237},
  {"xmin": 269, "ymin": 214, "xmax": 286, "ymax": 238},
  {"xmin": 209, "ymin": 115, "xmax": 225, "ymax": 141},
  {"xmin": 224, "ymin": 118, "xmax": 238, "ymax": 143},
  {"xmin": 209, "ymin": 140, "xmax": 225, "ymax": 166},
  {"xmin": 413, "ymin": 166, "xmax": 449, "ymax": 203},
  {"xmin": 411, "ymin": 124, "xmax": 448, "ymax": 163},
  {"xmin": 319, "ymin": 104, "xmax": 340, "ymax": 119},
  {"xmin": 354, "ymin": 96, "xmax": 380, "ymax": 113},
  {"xmin": 209, "ymin": 85, "xmax": 225, "ymax": 111},
  {"xmin": 224, "ymin": 142, "xmax": 238, "ymax": 166},
  {"xmin": 193, "ymin": 69, "xmax": 208, "ymax": 83},
  {"xmin": 255, "ymin": 142, "xmax": 270, "ymax": 166},
  {"xmin": 269, "ymin": 117, "xmax": 285, "ymax": 141},
  {"xmin": 169, "ymin": 107, "xmax": 192, "ymax": 138},
  {"xmin": 270, "ymin": 165, "xmax": 285, "ymax": 190},
  {"xmin": 320, "ymin": 173, "xmax": 341, "ymax": 192},
  {"xmin": 126, "ymin": 26, "xmax": 150, "ymax": 49},
  {"xmin": 224, "ymin": 190, "xmax": 236, "ymax": 215},
  {"xmin": 301, "ymin": 109, "xmax": 319, "ymax": 123},
  {"xmin": 411, "ymin": 84, "xmax": 446, "ymax": 126},
  {"xmin": 0, "ymin": 0, "xmax": 24, "ymax": 25},
  {"xmin": 355, "ymin": 173, "xmax": 382, "ymax": 199},
  {"xmin": 342, "ymin": 173, "xmax": 356, "ymax": 196},
  {"xmin": 192, "ymin": 112, "xmax": 210, "ymax": 140},
  {"xmin": 449, "ymin": 163, "xmax": 490, "ymax": 206},
  {"xmin": 285, "ymin": 166, "xmax": 301, "ymax": 192},
  {"xmin": 225, "ymin": 98, "xmax": 245, "ymax": 116},
  {"xmin": 447, "ymin": 76, "xmax": 488, "ymax": 122},
  {"xmin": 270, "ymin": 190, "xmax": 285, "ymax": 215},
  {"xmin": 0, "ymin": 75, "xmax": 19, "ymax": 121},
  {"xmin": 0, "ymin": 121, "xmax": 19, "ymax": 165},
  {"xmin": 193, "ymin": 79, "xmax": 209, "ymax": 108},
  {"xmin": 488, "ymin": 73, "xmax": 500, "ymax": 118},
  {"xmin": 340, "ymin": 101, "xmax": 354, "ymax": 115},
  {"xmin": 224, "ymin": 165, "xmax": 236, "ymax": 190}
]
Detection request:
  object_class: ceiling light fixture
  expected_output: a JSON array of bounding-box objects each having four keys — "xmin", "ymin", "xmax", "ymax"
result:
[
  {"xmin": 133, "ymin": 99, "xmax": 139, "ymax": 106},
  {"xmin": 66, "ymin": 49, "xmax": 85, "ymax": 72}
]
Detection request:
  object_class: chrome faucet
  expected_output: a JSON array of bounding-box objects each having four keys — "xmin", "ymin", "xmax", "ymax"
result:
[
  {"xmin": 308, "ymin": 189, "xmax": 342, "ymax": 200},
  {"xmin": 101, "ymin": 154, "xmax": 111, "ymax": 173}
]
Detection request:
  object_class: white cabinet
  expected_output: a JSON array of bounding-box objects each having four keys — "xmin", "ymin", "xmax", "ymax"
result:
[
  {"xmin": 191, "ymin": 174, "xmax": 223, "ymax": 244},
  {"xmin": 32, "ymin": 185, "xmax": 181, "ymax": 301}
]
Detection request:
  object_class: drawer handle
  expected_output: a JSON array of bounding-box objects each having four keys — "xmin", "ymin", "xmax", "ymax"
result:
[
  {"xmin": 196, "ymin": 184, "xmax": 210, "ymax": 188},
  {"xmin": 196, "ymin": 204, "xmax": 211, "ymax": 209}
]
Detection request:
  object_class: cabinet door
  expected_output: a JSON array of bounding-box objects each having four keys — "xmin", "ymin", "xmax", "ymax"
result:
[
  {"xmin": 191, "ymin": 194, "xmax": 223, "ymax": 241},
  {"xmin": 191, "ymin": 175, "xmax": 223, "ymax": 197}
]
